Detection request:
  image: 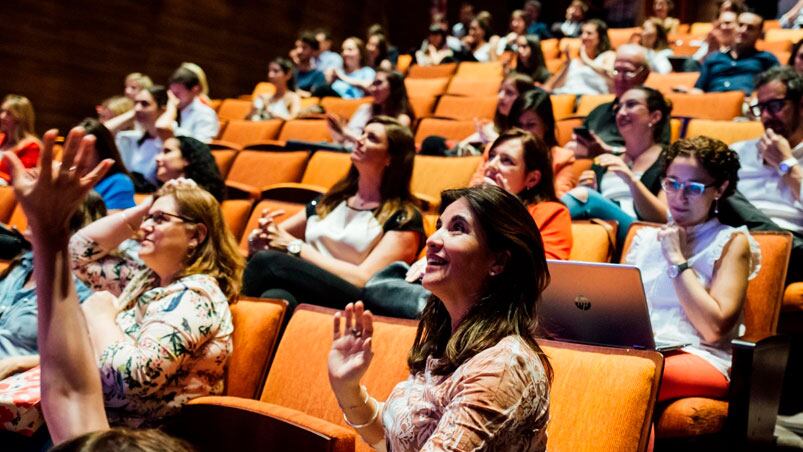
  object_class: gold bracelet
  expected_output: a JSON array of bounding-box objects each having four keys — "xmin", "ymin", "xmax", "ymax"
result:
[{"xmin": 343, "ymin": 397, "xmax": 379, "ymax": 429}]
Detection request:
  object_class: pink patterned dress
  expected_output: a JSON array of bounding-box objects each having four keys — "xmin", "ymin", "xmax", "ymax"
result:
[{"xmin": 381, "ymin": 335, "xmax": 550, "ymax": 451}]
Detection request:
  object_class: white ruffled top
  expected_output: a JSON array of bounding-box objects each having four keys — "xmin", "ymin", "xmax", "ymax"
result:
[{"xmin": 625, "ymin": 218, "xmax": 761, "ymax": 377}]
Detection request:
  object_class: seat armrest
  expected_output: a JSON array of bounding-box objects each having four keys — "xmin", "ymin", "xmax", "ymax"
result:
[
  {"xmin": 260, "ymin": 183, "xmax": 327, "ymax": 203},
  {"xmin": 225, "ymin": 181, "xmax": 260, "ymax": 199},
  {"xmin": 727, "ymin": 334, "xmax": 790, "ymax": 446},
  {"xmin": 209, "ymin": 139, "xmax": 244, "ymax": 151},
  {"xmin": 166, "ymin": 396, "xmax": 356, "ymax": 452},
  {"xmin": 783, "ymin": 283, "xmax": 803, "ymax": 312}
]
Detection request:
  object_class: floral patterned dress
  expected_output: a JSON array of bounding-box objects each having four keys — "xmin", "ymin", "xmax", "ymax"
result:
[
  {"xmin": 69, "ymin": 233, "xmax": 233, "ymax": 427},
  {"xmin": 381, "ymin": 335, "xmax": 550, "ymax": 451}
]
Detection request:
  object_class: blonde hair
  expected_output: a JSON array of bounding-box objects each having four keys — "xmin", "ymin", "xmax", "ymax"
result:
[
  {"xmin": 102, "ymin": 95, "xmax": 134, "ymax": 117},
  {"xmin": 180, "ymin": 62, "xmax": 210, "ymax": 97},
  {"xmin": 125, "ymin": 72, "xmax": 153, "ymax": 90},
  {"xmin": 2, "ymin": 94, "xmax": 36, "ymax": 143},
  {"xmin": 155, "ymin": 182, "xmax": 244, "ymax": 302}
]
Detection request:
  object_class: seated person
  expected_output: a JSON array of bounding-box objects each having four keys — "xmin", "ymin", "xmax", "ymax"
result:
[
  {"xmin": 689, "ymin": 12, "xmax": 778, "ymax": 94},
  {"xmin": 124, "ymin": 72, "xmax": 153, "ymax": 101},
  {"xmin": 570, "ymin": 44, "xmax": 671, "ymax": 152},
  {"xmin": 495, "ymin": 9, "xmax": 527, "ymax": 57},
  {"xmin": 650, "ymin": 0, "xmax": 680, "ymax": 35},
  {"xmin": 179, "ymin": 62, "xmax": 212, "ymax": 105},
  {"xmin": 625, "ymin": 136, "xmax": 760, "ymax": 401},
  {"xmin": 544, "ymin": 19, "xmax": 616, "ymax": 96},
  {"xmin": 152, "ymin": 136, "xmax": 225, "ymax": 201},
  {"xmin": 551, "ymin": 0, "xmax": 587, "ymax": 38},
  {"xmin": 250, "ymin": 57, "xmax": 301, "ymax": 121},
  {"xmin": 0, "ymin": 192, "xmax": 102, "ymax": 378},
  {"xmin": 114, "ymin": 85, "xmax": 168, "ymax": 189},
  {"xmin": 415, "ymin": 25, "xmax": 456, "ymax": 66},
  {"xmin": 732, "ymin": 67, "xmax": 803, "ymax": 282},
  {"xmin": 292, "ymin": 32, "xmax": 328, "ymax": 97},
  {"xmin": 781, "ymin": 0, "xmax": 803, "ymax": 29},
  {"xmin": 328, "ymin": 185, "xmax": 551, "ymax": 450},
  {"xmin": 640, "ymin": 18, "xmax": 673, "ymax": 74},
  {"xmin": 96, "ymin": 96, "xmax": 133, "ymax": 123},
  {"xmin": 0, "ymin": 94, "xmax": 40, "ymax": 185},
  {"xmin": 161, "ymin": 66, "xmax": 220, "ymax": 142},
  {"xmin": 365, "ymin": 33, "xmax": 392, "ymax": 71},
  {"xmin": 461, "ymin": 12, "xmax": 495, "ymax": 63},
  {"xmin": 315, "ymin": 37, "xmax": 376, "ymax": 99},
  {"xmin": 790, "ymin": 39, "xmax": 803, "ymax": 77},
  {"xmin": 513, "ymin": 34, "xmax": 551, "ymax": 84},
  {"xmin": 314, "ymin": 29, "xmax": 345, "ymax": 73},
  {"xmin": 524, "ymin": 0, "xmax": 552, "ymax": 40},
  {"xmin": 328, "ymin": 69, "xmax": 414, "ymax": 145},
  {"xmin": 686, "ymin": 10, "xmax": 739, "ymax": 72},
  {"xmin": 451, "ymin": 2, "xmax": 475, "ymax": 38},
  {"xmin": 78, "ymin": 118, "xmax": 136, "ymax": 211},
  {"xmin": 243, "ymin": 116, "xmax": 423, "ymax": 311},
  {"xmin": 563, "ymin": 86, "xmax": 672, "ymax": 244}
]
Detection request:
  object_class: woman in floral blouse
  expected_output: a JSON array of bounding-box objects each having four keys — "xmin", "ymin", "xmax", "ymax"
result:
[
  {"xmin": 328, "ymin": 185, "xmax": 553, "ymax": 451},
  {"xmin": 3, "ymin": 126, "xmax": 243, "ymax": 445}
]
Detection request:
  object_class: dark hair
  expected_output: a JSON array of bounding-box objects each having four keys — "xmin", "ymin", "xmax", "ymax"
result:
[
  {"xmin": 298, "ymin": 31, "xmax": 320, "ymax": 51},
  {"xmin": 169, "ymin": 136, "xmax": 225, "ymax": 202},
  {"xmin": 146, "ymin": 85, "xmax": 169, "ymax": 109},
  {"xmin": 270, "ymin": 57, "xmax": 296, "ymax": 91},
  {"xmin": 755, "ymin": 66, "xmax": 803, "ymax": 105},
  {"xmin": 790, "ymin": 39, "xmax": 803, "ymax": 67},
  {"xmin": 409, "ymin": 185, "xmax": 553, "ymax": 381},
  {"xmin": 717, "ymin": 0, "xmax": 747, "ymax": 14},
  {"xmin": 585, "ymin": 19, "xmax": 612, "ymax": 55},
  {"xmin": 654, "ymin": 0, "xmax": 674, "ymax": 12},
  {"xmin": 168, "ymin": 67, "xmax": 201, "ymax": 90},
  {"xmin": 661, "ymin": 136, "xmax": 740, "ymax": 207},
  {"xmin": 367, "ymin": 23, "xmax": 386, "ymax": 38},
  {"xmin": 616, "ymin": 86, "xmax": 672, "ymax": 141},
  {"xmin": 373, "ymin": 70, "xmax": 414, "ymax": 122},
  {"xmin": 50, "ymin": 428, "xmax": 194, "ymax": 452},
  {"xmin": 427, "ymin": 25, "xmax": 449, "ymax": 50},
  {"xmin": 515, "ymin": 35, "xmax": 550, "ymax": 84},
  {"xmin": 495, "ymin": 73, "xmax": 535, "ymax": 131},
  {"xmin": 571, "ymin": 0, "xmax": 589, "ymax": 14},
  {"xmin": 317, "ymin": 116, "xmax": 418, "ymax": 228},
  {"xmin": 511, "ymin": 88, "xmax": 558, "ymax": 148},
  {"xmin": 367, "ymin": 33, "xmax": 390, "ymax": 69},
  {"xmin": 78, "ymin": 118, "xmax": 130, "ymax": 177},
  {"xmin": 488, "ymin": 129, "xmax": 559, "ymax": 204},
  {"xmin": 315, "ymin": 29, "xmax": 334, "ymax": 41},
  {"xmin": 471, "ymin": 13, "xmax": 493, "ymax": 42},
  {"xmin": 643, "ymin": 18, "xmax": 670, "ymax": 51}
]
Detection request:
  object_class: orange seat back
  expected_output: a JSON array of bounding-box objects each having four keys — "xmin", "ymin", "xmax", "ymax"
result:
[
  {"xmin": 226, "ymin": 151, "xmax": 309, "ymax": 190},
  {"xmin": 219, "ymin": 120, "xmax": 283, "ymax": 147},
  {"xmin": 7, "ymin": 204, "xmax": 26, "ymax": 232},
  {"xmin": 433, "ymin": 95, "xmax": 498, "ymax": 121},
  {"xmin": 278, "ymin": 119, "xmax": 330, "ymax": 142},
  {"xmin": 608, "ymin": 27, "xmax": 640, "ymax": 48},
  {"xmin": 414, "ymin": 118, "xmax": 476, "ymax": 144},
  {"xmin": 575, "ymin": 94, "xmax": 616, "ymax": 116},
  {"xmin": 404, "ymin": 77, "xmax": 450, "ymax": 98},
  {"xmin": 217, "ymin": 99, "xmax": 254, "ymax": 122},
  {"xmin": 408, "ymin": 95, "xmax": 438, "ymax": 119},
  {"xmin": 541, "ymin": 38, "xmax": 560, "ymax": 60},
  {"xmin": 407, "ymin": 62, "xmax": 458, "ymax": 79},
  {"xmin": 226, "ymin": 298, "xmax": 287, "ymax": 399},
  {"xmin": 320, "ymin": 97, "xmax": 373, "ymax": 120},
  {"xmin": 556, "ymin": 118, "xmax": 584, "ymax": 146},
  {"xmin": 690, "ymin": 22, "xmax": 713, "ymax": 36},
  {"xmin": 221, "ymin": 199, "xmax": 255, "ymax": 242},
  {"xmin": 211, "ymin": 149, "xmax": 239, "ymax": 178},
  {"xmin": 0, "ymin": 187, "xmax": 16, "ymax": 223},
  {"xmin": 666, "ymin": 91, "xmax": 744, "ymax": 121},
  {"xmin": 685, "ymin": 119, "xmax": 764, "ymax": 144},
  {"xmin": 411, "ymin": 155, "xmax": 482, "ymax": 206},
  {"xmin": 239, "ymin": 199, "xmax": 306, "ymax": 252},
  {"xmin": 300, "ymin": 151, "xmax": 352, "ymax": 188},
  {"xmin": 396, "ymin": 54, "xmax": 413, "ymax": 74},
  {"xmin": 550, "ymin": 94, "xmax": 577, "ymax": 120},
  {"xmin": 251, "ymin": 82, "xmax": 276, "ymax": 98},
  {"xmin": 645, "ymin": 72, "xmax": 699, "ymax": 95},
  {"xmin": 765, "ymin": 29, "xmax": 803, "ymax": 43},
  {"xmin": 454, "ymin": 61, "xmax": 504, "ymax": 79},
  {"xmin": 445, "ymin": 77, "xmax": 503, "ymax": 97},
  {"xmin": 569, "ymin": 220, "xmax": 617, "ymax": 263}
]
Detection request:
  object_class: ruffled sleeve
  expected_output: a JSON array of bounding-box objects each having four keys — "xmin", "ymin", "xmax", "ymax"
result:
[
  {"xmin": 708, "ymin": 227, "xmax": 762, "ymax": 281},
  {"xmin": 623, "ymin": 226, "xmax": 656, "ymax": 266}
]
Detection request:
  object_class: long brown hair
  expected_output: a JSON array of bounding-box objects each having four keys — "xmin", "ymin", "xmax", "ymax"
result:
[
  {"xmin": 488, "ymin": 129, "xmax": 559, "ymax": 205},
  {"xmin": 408, "ymin": 185, "xmax": 553, "ymax": 380},
  {"xmin": 316, "ymin": 116, "xmax": 419, "ymax": 228}
]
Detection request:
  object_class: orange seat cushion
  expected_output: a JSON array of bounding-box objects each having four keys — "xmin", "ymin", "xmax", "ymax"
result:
[{"xmin": 655, "ymin": 397, "xmax": 728, "ymax": 438}]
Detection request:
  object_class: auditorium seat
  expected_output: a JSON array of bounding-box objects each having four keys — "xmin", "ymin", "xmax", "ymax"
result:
[
  {"xmin": 320, "ymin": 97, "xmax": 373, "ymax": 120},
  {"xmin": 684, "ymin": 119, "xmax": 764, "ymax": 144},
  {"xmin": 445, "ymin": 77, "xmax": 503, "ymax": 97},
  {"xmin": 396, "ymin": 54, "xmax": 413, "ymax": 74},
  {"xmin": 407, "ymin": 62, "xmax": 458, "ymax": 79},
  {"xmin": 555, "ymin": 118, "xmax": 584, "ymax": 146},
  {"xmin": 413, "ymin": 118, "xmax": 476, "ymax": 144},
  {"xmin": 570, "ymin": 220, "xmax": 618, "ymax": 263},
  {"xmin": 608, "ymin": 27, "xmax": 640, "ymax": 49},
  {"xmin": 277, "ymin": 119, "xmax": 331, "ymax": 142},
  {"xmin": 220, "ymin": 199, "xmax": 255, "ymax": 241},
  {"xmin": 260, "ymin": 151, "xmax": 352, "ymax": 203},
  {"xmin": 217, "ymin": 99, "xmax": 253, "ymax": 122},
  {"xmin": 225, "ymin": 150, "xmax": 309, "ymax": 199},
  {"xmin": 0, "ymin": 187, "xmax": 16, "ymax": 223},
  {"xmin": 453, "ymin": 61, "xmax": 504, "ymax": 79},
  {"xmin": 411, "ymin": 155, "xmax": 482, "ymax": 209},
  {"xmin": 211, "ymin": 149, "xmax": 239, "ymax": 179},
  {"xmin": 666, "ymin": 91, "xmax": 744, "ymax": 121},
  {"xmin": 765, "ymin": 29, "xmax": 803, "ymax": 43},
  {"xmin": 408, "ymin": 95, "xmax": 438, "ymax": 118},
  {"xmin": 251, "ymin": 82, "xmax": 276, "ymax": 99},
  {"xmin": 546, "ymin": 58, "xmax": 566, "ymax": 74},
  {"xmin": 404, "ymin": 77, "xmax": 450, "ymax": 98},
  {"xmin": 433, "ymin": 95, "xmax": 498, "ymax": 121},
  {"xmin": 645, "ymin": 72, "xmax": 699, "ymax": 95},
  {"xmin": 238, "ymin": 199, "xmax": 306, "ymax": 252},
  {"xmin": 575, "ymin": 94, "xmax": 616, "ymax": 116},
  {"xmin": 541, "ymin": 38, "xmax": 560, "ymax": 60},
  {"xmin": 622, "ymin": 223, "xmax": 792, "ymax": 448},
  {"xmin": 689, "ymin": 22, "xmax": 714, "ymax": 36},
  {"xmin": 550, "ymin": 94, "xmax": 576, "ymax": 120},
  {"xmin": 218, "ymin": 119, "xmax": 283, "ymax": 147}
]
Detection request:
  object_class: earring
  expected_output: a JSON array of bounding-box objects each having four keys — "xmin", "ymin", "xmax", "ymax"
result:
[{"xmin": 714, "ymin": 197, "xmax": 720, "ymax": 215}]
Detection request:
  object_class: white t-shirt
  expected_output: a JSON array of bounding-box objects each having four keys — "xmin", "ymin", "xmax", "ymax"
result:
[{"xmin": 552, "ymin": 51, "xmax": 614, "ymax": 95}]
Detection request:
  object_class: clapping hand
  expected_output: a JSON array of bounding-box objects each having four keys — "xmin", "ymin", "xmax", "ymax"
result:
[
  {"xmin": 758, "ymin": 129, "xmax": 793, "ymax": 170},
  {"xmin": 247, "ymin": 208, "xmax": 286, "ymax": 256},
  {"xmin": 328, "ymin": 302, "xmax": 374, "ymax": 392},
  {"xmin": 658, "ymin": 223, "xmax": 687, "ymax": 266},
  {"xmin": 574, "ymin": 130, "xmax": 615, "ymax": 158},
  {"xmin": 597, "ymin": 153, "xmax": 636, "ymax": 184}
]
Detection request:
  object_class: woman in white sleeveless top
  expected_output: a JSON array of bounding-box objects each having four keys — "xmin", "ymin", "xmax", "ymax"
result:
[{"xmin": 625, "ymin": 136, "xmax": 761, "ymax": 401}]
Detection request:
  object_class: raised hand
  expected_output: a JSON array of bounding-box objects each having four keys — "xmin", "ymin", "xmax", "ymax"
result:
[
  {"xmin": 5, "ymin": 127, "xmax": 112, "ymax": 244},
  {"xmin": 597, "ymin": 153, "xmax": 636, "ymax": 183},
  {"xmin": 658, "ymin": 223, "xmax": 687, "ymax": 266},
  {"xmin": 328, "ymin": 302, "xmax": 374, "ymax": 393},
  {"xmin": 758, "ymin": 129, "xmax": 793, "ymax": 169}
]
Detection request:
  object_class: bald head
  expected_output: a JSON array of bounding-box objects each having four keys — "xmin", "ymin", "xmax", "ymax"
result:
[{"xmin": 613, "ymin": 44, "xmax": 650, "ymax": 96}]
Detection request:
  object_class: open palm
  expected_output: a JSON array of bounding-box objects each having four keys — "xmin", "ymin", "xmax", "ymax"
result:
[{"xmin": 328, "ymin": 302, "xmax": 374, "ymax": 390}]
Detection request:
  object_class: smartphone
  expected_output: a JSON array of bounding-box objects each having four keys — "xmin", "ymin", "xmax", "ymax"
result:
[{"xmin": 573, "ymin": 127, "xmax": 594, "ymax": 141}]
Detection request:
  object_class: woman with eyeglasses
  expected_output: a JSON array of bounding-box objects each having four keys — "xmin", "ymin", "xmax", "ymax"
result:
[
  {"xmin": 625, "ymin": 136, "xmax": 760, "ymax": 402},
  {"xmin": 562, "ymin": 86, "xmax": 671, "ymax": 244}
]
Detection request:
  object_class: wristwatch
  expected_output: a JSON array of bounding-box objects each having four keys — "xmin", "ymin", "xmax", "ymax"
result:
[
  {"xmin": 287, "ymin": 239, "xmax": 304, "ymax": 257},
  {"xmin": 778, "ymin": 157, "xmax": 800, "ymax": 176},
  {"xmin": 668, "ymin": 261, "xmax": 691, "ymax": 279}
]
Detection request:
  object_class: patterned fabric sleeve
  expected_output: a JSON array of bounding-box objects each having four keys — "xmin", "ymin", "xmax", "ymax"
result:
[
  {"xmin": 419, "ymin": 339, "xmax": 550, "ymax": 451},
  {"xmin": 69, "ymin": 233, "xmax": 146, "ymax": 296},
  {"xmin": 99, "ymin": 287, "xmax": 225, "ymax": 406}
]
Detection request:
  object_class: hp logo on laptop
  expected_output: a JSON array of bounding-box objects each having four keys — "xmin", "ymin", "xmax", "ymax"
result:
[{"xmin": 574, "ymin": 295, "xmax": 591, "ymax": 311}]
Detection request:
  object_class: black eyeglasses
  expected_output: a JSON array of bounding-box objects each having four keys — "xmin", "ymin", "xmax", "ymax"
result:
[
  {"xmin": 143, "ymin": 211, "xmax": 196, "ymax": 225},
  {"xmin": 662, "ymin": 177, "xmax": 717, "ymax": 197},
  {"xmin": 611, "ymin": 65, "xmax": 646, "ymax": 80},
  {"xmin": 749, "ymin": 97, "xmax": 791, "ymax": 117}
]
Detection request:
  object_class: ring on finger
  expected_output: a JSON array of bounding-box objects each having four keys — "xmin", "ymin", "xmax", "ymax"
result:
[{"xmin": 350, "ymin": 328, "xmax": 362, "ymax": 338}]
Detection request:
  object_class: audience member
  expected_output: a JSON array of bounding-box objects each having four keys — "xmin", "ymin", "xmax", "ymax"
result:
[
  {"xmin": 462, "ymin": 11, "xmax": 495, "ymax": 62},
  {"xmin": 495, "ymin": 10, "xmax": 528, "ymax": 57},
  {"xmin": 524, "ymin": 1, "xmax": 551, "ymax": 39},
  {"xmin": 243, "ymin": 116, "xmax": 423, "ymax": 310},
  {"xmin": 114, "ymin": 85, "xmax": 168, "ymax": 189},
  {"xmin": 314, "ymin": 29, "xmax": 345, "ymax": 73},
  {"xmin": 79, "ymin": 118, "xmax": 136, "ymax": 211},
  {"xmin": 790, "ymin": 39, "xmax": 803, "ymax": 76},
  {"xmin": 781, "ymin": 0, "xmax": 803, "ymax": 29},
  {"xmin": 551, "ymin": 0, "xmax": 587, "ymax": 39},
  {"xmin": 452, "ymin": 2, "xmax": 475, "ymax": 39},
  {"xmin": 415, "ymin": 25, "xmax": 456, "ymax": 66},
  {"xmin": 50, "ymin": 428, "xmax": 193, "ymax": 452},
  {"xmin": 651, "ymin": 0, "xmax": 680, "ymax": 35},
  {"xmin": 641, "ymin": 18, "xmax": 674, "ymax": 74},
  {"xmin": 545, "ymin": 19, "xmax": 616, "ymax": 95},
  {"xmin": 717, "ymin": 0, "xmax": 747, "ymax": 15},
  {"xmin": 249, "ymin": 57, "xmax": 301, "ymax": 121},
  {"xmin": 625, "ymin": 136, "xmax": 760, "ymax": 401},
  {"xmin": 96, "ymin": 96, "xmax": 134, "ymax": 123},
  {"xmin": 153, "ymin": 136, "xmax": 225, "ymax": 201},
  {"xmin": 690, "ymin": 12, "xmax": 779, "ymax": 94},
  {"xmin": 124, "ymin": 73, "xmax": 153, "ymax": 101},
  {"xmin": 328, "ymin": 69, "xmax": 413, "ymax": 145},
  {"xmin": 0, "ymin": 94, "xmax": 41, "ymax": 185},
  {"xmin": 365, "ymin": 33, "xmax": 392, "ymax": 71},
  {"xmin": 328, "ymin": 185, "xmax": 551, "ymax": 450},
  {"xmin": 0, "ymin": 192, "xmax": 102, "ymax": 375},
  {"xmin": 180, "ymin": 62, "xmax": 212, "ymax": 105},
  {"xmin": 572, "ymin": 44, "xmax": 671, "ymax": 152},
  {"xmin": 687, "ymin": 10, "xmax": 739, "ymax": 71},
  {"xmin": 164, "ymin": 66, "xmax": 220, "ymax": 142},
  {"xmin": 292, "ymin": 32, "xmax": 328, "ymax": 97},
  {"xmin": 367, "ymin": 24, "xmax": 399, "ymax": 67},
  {"xmin": 563, "ymin": 86, "xmax": 672, "ymax": 244},
  {"xmin": 514, "ymin": 34, "xmax": 551, "ymax": 84},
  {"xmin": 430, "ymin": 12, "xmax": 465, "ymax": 52},
  {"xmin": 317, "ymin": 37, "xmax": 376, "ymax": 99},
  {"xmin": 732, "ymin": 67, "xmax": 802, "ymax": 280}
]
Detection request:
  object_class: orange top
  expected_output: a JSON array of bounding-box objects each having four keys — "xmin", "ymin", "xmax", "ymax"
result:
[
  {"xmin": 528, "ymin": 201, "xmax": 573, "ymax": 260},
  {"xmin": 0, "ymin": 133, "xmax": 41, "ymax": 183},
  {"xmin": 470, "ymin": 145, "xmax": 577, "ymax": 198}
]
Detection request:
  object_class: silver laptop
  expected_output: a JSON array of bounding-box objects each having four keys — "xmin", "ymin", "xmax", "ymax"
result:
[{"xmin": 539, "ymin": 260, "xmax": 686, "ymax": 351}]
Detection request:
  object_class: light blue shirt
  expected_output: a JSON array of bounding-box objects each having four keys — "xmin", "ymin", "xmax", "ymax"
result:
[
  {"xmin": 314, "ymin": 50, "xmax": 344, "ymax": 73},
  {"xmin": 331, "ymin": 67, "xmax": 376, "ymax": 99}
]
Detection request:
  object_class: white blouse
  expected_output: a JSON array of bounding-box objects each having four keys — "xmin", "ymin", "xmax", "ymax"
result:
[
  {"xmin": 625, "ymin": 219, "xmax": 761, "ymax": 377},
  {"xmin": 552, "ymin": 51, "xmax": 614, "ymax": 96}
]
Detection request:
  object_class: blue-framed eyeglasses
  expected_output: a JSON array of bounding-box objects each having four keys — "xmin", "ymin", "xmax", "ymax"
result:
[{"xmin": 662, "ymin": 177, "xmax": 717, "ymax": 197}]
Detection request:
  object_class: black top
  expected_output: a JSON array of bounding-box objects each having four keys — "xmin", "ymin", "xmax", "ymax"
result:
[{"xmin": 583, "ymin": 101, "xmax": 672, "ymax": 148}]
